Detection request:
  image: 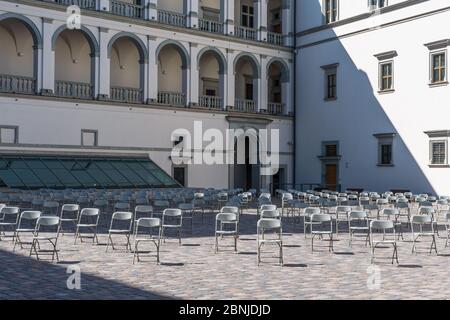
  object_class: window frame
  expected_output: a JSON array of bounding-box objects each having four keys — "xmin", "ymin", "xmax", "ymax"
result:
[
  {"xmin": 81, "ymin": 129, "xmax": 98, "ymax": 147},
  {"xmin": 241, "ymin": 4, "xmax": 254, "ymax": 29},
  {"xmin": 321, "ymin": 63, "xmax": 339, "ymax": 101},
  {"xmin": 425, "ymin": 130, "xmax": 450, "ymax": 167},
  {"xmin": 368, "ymin": 0, "xmax": 387, "ymax": 10},
  {"xmin": 379, "ymin": 60, "xmax": 394, "ymax": 92},
  {"xmin": 374, "ymin": 133, "xmax": 395, "ymax": 167},
  {"xmin": 0, "ymin": 125, "xmax": 19, "ymax": 145},
  {"xmin": 323, "ymin": 0, "xmax": 339, "ymax": 24},
  {"xmin": 429, "ymin": 50, "xmax": 447, "ymax": 85}
]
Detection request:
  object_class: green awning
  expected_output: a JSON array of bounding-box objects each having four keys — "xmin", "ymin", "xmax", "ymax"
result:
[{"xmin": 0, "ymin": 155, "xmax": 180, "ymax": 190}]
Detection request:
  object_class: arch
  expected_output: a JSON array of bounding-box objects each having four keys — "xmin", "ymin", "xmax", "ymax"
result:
[
  {"xmin": 267, "ymin": 57, "xmax": 290, "ymax": 82},
  {"xmin": 197, "ymin": 47, "xmax": 227, "ymax": 74},
  {"xmin": 156, "ymin": 39, "xmax": 190, "ymax": 69},
  {"xmin": 52, "ymin": 24, "xmax": 99, "ymax": 56},
  {"xmin": 0, "ymin": 13, "xmax": 42, "ymax": 48},
  {"xmin": 107, "ymin": 32, "xmax": 148, "ymax": 62},
  {"xmin": 233, "ymin": 52, "xmax": 260, "ymax": 79}
]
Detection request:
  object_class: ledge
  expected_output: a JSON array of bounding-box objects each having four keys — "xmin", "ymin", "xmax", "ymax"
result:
[
  {"xmin": 378, "ymin": 89, "xmax": 395, "ymax": 95},
  {"xmin": 428, "ymin": 164, "xmax": 450, "ymax": 168},
  {"xmin": 428, "ymin": 81, "xmax": 449, "ymax": 88}
]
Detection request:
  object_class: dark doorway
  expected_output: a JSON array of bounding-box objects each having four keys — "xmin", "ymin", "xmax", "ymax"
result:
[
  {"xmin": 272, "ymin": 167, "xmax": 285, "ymax": 194},
  {"xmin": 324, "ymin": 164, "xmax": 337, "ymax": 190},
  {"xmin": 173, "ymin": 167, "xmax": 186, "ymax": 187},
  {"xmin": 234, "ymin": 135, "xmax": 259, "ymax": 190}
]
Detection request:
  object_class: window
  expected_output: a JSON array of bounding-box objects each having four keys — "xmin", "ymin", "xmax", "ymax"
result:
[
  {"xmin": 369, "ymin": 0, "xmax": 387, "ymax": 10},
  {"xmin": 425, "ymin": 40, "xmax": 449, "ymax": 86},
  {"xmin": 245, "ymin": 80, "xmax": 254, "ymax": 100},
  {"xmin": 374, "ymin": 50, "xmax": 397, "ymax": 93},
  {"xmin": 81, "ymin": 130, "xmax": 98, "ymax": 147},
  {"xmin": 324, "ymin": 0, "xmax": 338, "ymax": 24},
  {"xmin": 321, "ymin": 63, "xmax": 339, "ymax": 101},
  {"xmin": 241, "ymin": 5, "xmax": 254, "ymax": 28},
  {"xmin": 431, "ymin": 52, "xmax": 446, "ymax": 84},
  {"xmin": 325, "ymin": 144, "xmax": 338, "ymax": 157},
  {"xmin": 0, "ymin": 126, "xmax": 18, "ymax": 144},
  {"xmin": 374, "ymin": 133, "xmax": 395, "ymax": 166},
  {"xmin": 431, "ymin": 141, "xmax": 446, "ymax": 165},
  {"xmin": 425, "ymin": 130, "xmax": 450, "ymax": 167},
  {"xmin": 380, "ymin": 62, "xmax": 394, "ymax": 91}
]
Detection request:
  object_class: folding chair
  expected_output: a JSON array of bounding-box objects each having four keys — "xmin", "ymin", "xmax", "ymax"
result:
[
  {"xmin": 106, "ymin": 211, "xmax": 133, "ymax": 252},
  {"xmin": 133, "ymin": 218, "xmax": 162, "ymax": 264},
  {"xmin": 303, "ymin": 207, "xmax": 321, "ymax": 238},
  {"xmin": 411, "ymin": 215, "xmax": 438, "ymax": 255},
  {"xmin": 60, "ymin": 204, "xmax": 80, "ymax": 234},
  {"xmin": 310, "ymin": 213, "xmax": 334, "ymax": 252},
  {"xmin": 30, "ymin": 216, "xmax": 61, "ymax": 263},
  {"xmin": 215, "ymin": 212, "xmax": 238, "ymax": 253},
  {"xmin": 161, "ymin": 209, "xmax": 183, "ymax": 244},
  {"xmin": 134, "ymin": 205, "xmax": 153, "ymax": 223},
  {"xmin": 370, "ymin": 220, "xmax": 399, "ymax": 265},
  {"xmin": 260, "ymin": 209, "xmax": 281, "ymax": 220},
  {"xmin": 179, "ymin": 203, "xmax": 194, "ymax": 230},
  {"xmin": 257, "ymin": 219, "xmax": 283, "ymax": 266},
  {"xmin": 42, "ymin": 201, "xmax": 59, "ymax": 216},
  {"xmin": 13, "ymin": 211, "xmax": 41, "ymax": 252},
  {"xmin": 0, "ymin": 206, "xmax": 20, "ymax": 241},
  {"xmin": 74, "ymin": 208, "xmax": 100, "ymax": 244},
  {"xmin": 335, "ymin": 206, "xmax": 352, "ymax": 237},
  {"xmin": 348, "ymin": 210, "xmax": 370, "ymax": 247}
]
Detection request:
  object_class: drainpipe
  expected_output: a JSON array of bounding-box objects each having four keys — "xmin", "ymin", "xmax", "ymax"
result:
[{"xmin": 292, "ymin": 0, "xmax": 297, "ymax": 190}]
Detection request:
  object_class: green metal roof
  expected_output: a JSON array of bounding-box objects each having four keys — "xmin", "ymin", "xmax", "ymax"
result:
[{"xmin": 0, "ymin": 155, "xmax": 180, "ymax": 190}]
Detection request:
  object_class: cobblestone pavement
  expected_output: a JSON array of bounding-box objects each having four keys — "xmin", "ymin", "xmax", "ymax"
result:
[{"xmin": 0, "ymin": 208, "xmax": 449, "ymax": 300}]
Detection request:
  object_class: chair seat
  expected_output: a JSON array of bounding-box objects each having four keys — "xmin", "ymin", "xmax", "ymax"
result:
[
  {"xmin": 135, "ymin": 237, "xmax": 160, "ymax": 242},
  {"xmin": 0, "ymin": 222, "xmax": 17, "ymax": 226},
  {"xmin": 312, "ymin": 231, "xmax": 333, "ymax": 235},
  {"xmin": 16, "ymin": 228, "xmax": 35, "ymax": 233},
  {"xmin": 33, "ymin": 236, "xmax": 58, "ymax": 241},
  {"xmin": 162, "ymin": 224, "xmax": 182, "ymax": 228},
  {"xmin": 259, "ymin": 239, "xmax": 282, "ymax": 244},
  {"xmin": 77, "ymin": 224, "xmax": 97, "ymax": 228},
  {"xmin": 350, "ymin": 227, "xmax": 369, "ymax": 231},
  {"xmin": 373, "ymin": 240, "xmax": 396, "ymax": 244},
  {"xmin": 61, "ymin": 218, "xmax": 78, "ymax": 222}
]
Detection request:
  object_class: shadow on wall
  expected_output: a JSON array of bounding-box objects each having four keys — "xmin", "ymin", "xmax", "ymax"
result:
[
  {"xmin": 296, "ymin": 1, "xmax": 436, "ymax": 194},
  {"xmin": 0, "ymin": 248, "xmax": 173, "ymax": 300}
]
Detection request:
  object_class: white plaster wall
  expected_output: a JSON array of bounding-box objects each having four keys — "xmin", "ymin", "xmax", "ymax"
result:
[{"xmin": 296, "ymin": 1, "xmax": 450, "ymax": 195}]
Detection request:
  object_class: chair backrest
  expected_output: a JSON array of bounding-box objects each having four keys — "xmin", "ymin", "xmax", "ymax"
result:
[
  {"xmin": 419, "ymin": 207, "xmax": 435, "ymax": 215},
  {"xmin": 336, "ymin": 206, "xmax": 352, "ymax": 214},
  {"xmin": 1, "ymin": 206, "xmax": 20, "ymax": 215},
  {"xmin": 20, "ymin": 211, "xmax": 41, "ymax": 221},
  {"xmin": 257, "ymin": 218, "xmax": 282, "ymax": 230},
  {"xmin": 112, "ymin": 211, "xmax": 133, "ymax": 221},
  {"xmin": 93, "ymin": 199, "xmax": 108, "ymax": 207},
  {"xmin": 261, "ymin": 209, "xmax": 281, "ymax": 219},
  {"xmin": 446, "ymin": 212, "xmax": 450, "ymax": 222},
  {"xmin": 311, "ymin": 213, "xmax": 331, "ymax": 223},
  {"xmin": 377, "ymin": 198, "xmax": 389, "ymax": 205},
  {"xmin": 412, "ymin": 215, "xmax": 433, "ymax": 225},
  {"xmin": 305, "ymin": 207, "xmax": 321, "ymax": 215},
  {"xmin": 44, "ymin": 201, "xmax": 59, "ymax": 208},
  {"xmin": 62, "ymin": 204, "xmax": 80, "ymax": 212},
  {"xmin": 154, "ymin": 200, "xmax": 170, "ymax": 208},
  {"xmin": 370, "ymin": 220, "xmax": 394, "ymax": 230},
  {"xmin": 163, "ymin": 208, "xmax": 182, "ymax": 217},
  {"xmin": 80, "ymin": 208, "xmax": 100, "ymax": 217},
  {"xmin": 419, "ymin": 201, "xmax": 433, "ymax": 208},
  {"xmin": 37, "ymin": 216, "xmax": 60, "ymax": 228},
  {"xmin": 382, "ymin": 208, "xmax": 399, "ymax": 216},
  {"xmin": 179, "ymin": 203, "xmax": 194, "ymax": 211},
  {"xmin": 135, "ymin": 205, "xmax": 153, "ymax": 214},
  {"xmin": 136, "ymin": 217, "xmax": 161, "ymax": 229},
  {"xmin": 260, "ymin": 204, "xmax": 277, "ymax": 212},
  {"xmin": 221, "ymin": 206, "xmax": 239, "ymax": 214},
  {"xmin": 349, "ymin": 211, "xmax": 367, "ymax": 220},
  {"xmin": 216, "ymin": 212, "xmax": 237, "ymax": 222},
  {"xmin": 114, "ymin": 202, "xmax": 130, "ymax": 210}
]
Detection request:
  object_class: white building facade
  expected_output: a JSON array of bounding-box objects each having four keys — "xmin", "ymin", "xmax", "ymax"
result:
[
  {"xmin": 0, "ymin": 0, "xmax": 295, "ymax": 191},
  {"xmin": 295, "ymin": 0, "xmax": 450, "ymax": 195}
]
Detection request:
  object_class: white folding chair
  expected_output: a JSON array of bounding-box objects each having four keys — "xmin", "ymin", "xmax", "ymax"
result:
[
  {"xmin": 60, "ymin": 204, "xmax": 80, "ymax": 234},
  {"xmin": 348, "ymin": 211, "xmax": 370, "ymax": 247},
  {"xmin": 106, "ymin": 211, "xmax": 133, "ymax": 252},
  {"xmin": 0, "ymin": 206, "xmax": 20, "ymax": 241},
  {"xmin": 13, "ymin": 211, "xmax": 41, "ymax": 252},
  {"xmin": 335, "ymin": 206, "xmax": 352, "ymax": 237},
  {"xmin": 411, "ymin": 215, "xmax": 438, "ymax": 255},
  {"xmin": 215, "ymin": 212, "xmax": 238, "ymax": 253},
  {"xmin": 161, "ymin": 208, "xmax": 183, "ymax": 244},
  {"xmin": 74, "ymin": 208, "xmax": 100, "ymax": 244},
  {"xmin": 303, "ymin": 207, "xmax": 321, "ymax": 238},
  {"xmin": 30, "ymin": 216, "xmax": 61, "ymax": 263},
  {"xmin": 310, "ymin": 213, "xmax": 334, "ymax": 252},
  {"xmin": 257, "ymin": 219, "xmax": 283, "ymax": 266},
  {"xmin": 370, "ymin": 220, "xmax": 399, "ymax": 265},
  {"xmin": 133, "ymin": 218, "xmax": 161, "ymax": 264}
]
